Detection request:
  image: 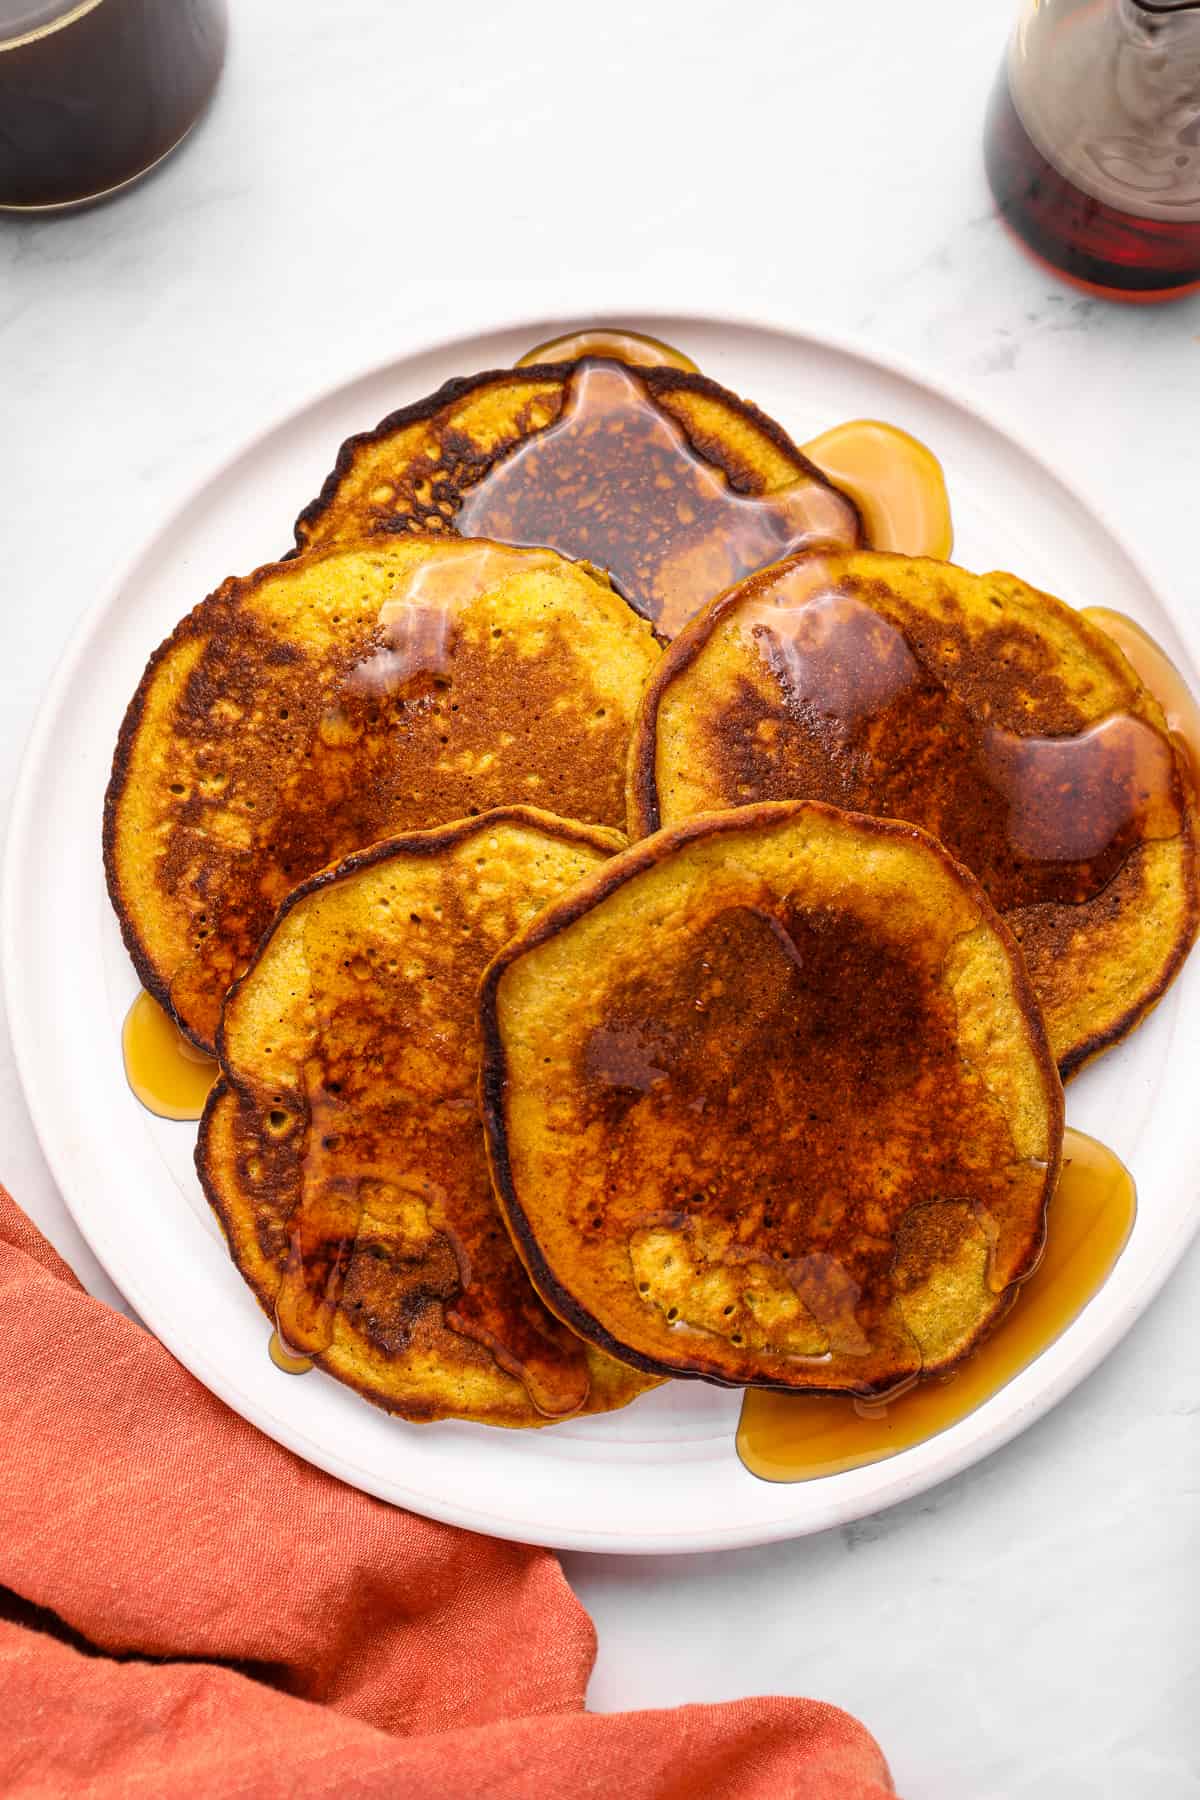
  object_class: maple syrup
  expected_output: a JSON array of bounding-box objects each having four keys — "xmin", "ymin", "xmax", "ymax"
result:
[
  {"xmin": 512, "ymin": 338, "xmax": 955, "ymax": 567},
  {"xmin": 516, "ymin": 328, "xmax": 699, "ymax": 372},
  {"xmin": 1082, "ymin": 606, "xmax": 1200, "ymax": 789},
  {"xmin": 984, "ymin": 0, "xmax": 1200, "ymax": 302},
  {"xmin": 799, "ymin": 419, "xmax": 953, "ymax": 561},
  {"xmin": 267, "ymin": 1328, "xmax": 314, "ymax": 1375},
  {"xmin": 273, "ymin": 1085, "xmax": 363, "ymax": 1358},
  {"xmin": 0, "ymin": 0, "xmax": 227, "ymax": 212},
  {"xmin": 737, "ymin": 1127, "xmax": 1135, "ymax": 1482},
  {"xmin": 456, "ymin": 359, "xmax": 860, "ymax": 637},
  {"xmin": 986, "ymin": 75, "xmax": 1200, "ymax": 298},
  {"xmin": 345, "ymin": 540, "xmax": 558, "ymax": 696},
  {"xmin": 736, "ymin": 569, "xmax": 1186, "ymax": 909},
  {"xmin": 121, "ymin": 989, "xmax": 217, "ymax": 1121}
]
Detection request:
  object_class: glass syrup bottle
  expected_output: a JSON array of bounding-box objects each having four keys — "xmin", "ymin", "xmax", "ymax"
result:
[{"xmin": 985, "ymin": 0, "xmax": 1200, "ymax": 299}]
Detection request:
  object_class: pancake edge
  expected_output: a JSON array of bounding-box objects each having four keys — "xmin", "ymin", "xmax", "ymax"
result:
[
  {"xmin": 103, "ymin": 539, "xmax": 412, "ymax": 1054},
  {"xmin": 102, "ymin": 563, "xmax": 260, "ymax": 1054}
]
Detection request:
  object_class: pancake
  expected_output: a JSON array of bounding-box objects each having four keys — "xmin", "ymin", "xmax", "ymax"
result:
[
  {"xmin": 292, "ymin": 357, "xmax": 863, "ymax": 637},
  {"xmin": 481, "ymin": 802, "xmax": 1064, "ymax": 1397},
  {"xmin": 196, "ymin": 808, "xmax": 655, "ymax": 1428},
  {"xmin": 105, "ymin": 535, "xmax": 658, "ymax": 1052},
  {"xmin": 628, "ymin": 549, "xmax": 1200, "ymax": 1077}
]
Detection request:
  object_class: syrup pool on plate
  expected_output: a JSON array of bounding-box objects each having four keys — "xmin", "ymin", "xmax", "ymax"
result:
[
  {"xmin": 799, "ymin": 418, "xmax": 953, "ymax": 561},
  {"xmin": 737, "ymin": 1128, "xmax": 1135, "ymax": 1482},
  {"xmin": 268, "ymin": 1329, "xmax": 314, "ymax": 1375},
  {"xmin": 515, "ymin": 328, "xmax": 700, "ymax": 372},
  {"xmin": 121, "ymin": 989, "xmax": 217, "ymax": 1121}
]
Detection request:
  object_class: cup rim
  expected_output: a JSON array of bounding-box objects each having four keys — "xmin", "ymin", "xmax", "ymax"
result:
[{"xmin": 0, "ymin": 0, "xmax": 107, "ymax": 55}]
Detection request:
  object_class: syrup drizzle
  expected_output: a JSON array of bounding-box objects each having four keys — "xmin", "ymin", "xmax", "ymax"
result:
[
  {"xmin": 512, "ymin": 340, "xmax": 954, "ymax": 564},
  {"xmin": 456, "ymin": 359, "xmax": 860, "ymax": 637},
  {"xmin": 800, "ymin": 418, "xmax": 953, "ymax": 561},
  {"xmin": 737, "ymin": 1128, "xmax": 1135, "ymax": 1482},
  {"xmin": 121, "ymin": 989, "xmax": 217, "ymax": 1121},
  {"xmin": 267, "ymin": 1328, "xmax": 313, "ymax": 1375},
  {"xmin": 1082, "ymin": 607, "xmax": 1200, "ymax": 792},
  {"xmin": 273, "ymin": 1081, "xmax": 363, "ymax": 1358},
  {"xmin": 515, "ymin": 328, "xmax": 699, "ymax": 372},
  {"xmin": 344, "ymin": 540, "xmax": 560, "ymax": 697},
  {"xmin": 734, "ymin": 567, "xmax": 1185, "ymax": 909}
]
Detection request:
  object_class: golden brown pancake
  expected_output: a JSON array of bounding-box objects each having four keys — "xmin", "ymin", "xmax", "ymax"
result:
[
  {"xmin": 629, "ymin": 549, "xmax": 1200, "ymax": 1077},
  {"xmin": 197, "ymin": 808, "xmax": 655, "ymax": 1428},
  {"xmin": 105, "ymin": 535, "xmax": 658, "ymax": 1052},
  {"xmin": 482, "ymin": 802, "xmax": 1063, "ymax": 1397},
  {"xmin": 292, "ymin": 358, "xmax": 862, "ymax": 636}
]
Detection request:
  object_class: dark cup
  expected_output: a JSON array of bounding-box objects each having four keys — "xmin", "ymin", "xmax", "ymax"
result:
[{"xmin": 0, "ymin": 0, "xmax": 227, "ymax": 212}]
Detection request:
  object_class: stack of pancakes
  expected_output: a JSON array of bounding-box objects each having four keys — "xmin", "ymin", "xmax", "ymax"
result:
[{"xmin": 105, "ymin": 334, "xmax": 1198, "ymax": 1427}]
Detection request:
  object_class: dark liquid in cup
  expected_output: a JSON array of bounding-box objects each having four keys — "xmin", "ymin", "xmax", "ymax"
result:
[
  {"xmin": 0, "ymin": 0, "xmax": 227, "ymax": 210},
  {"xmin": 985, "ymin": 68, "xmax": 1200, "ymax": 300}
]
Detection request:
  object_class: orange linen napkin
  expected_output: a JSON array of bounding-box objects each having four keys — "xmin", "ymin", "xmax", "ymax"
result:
[{"xmin": 0, "ymin": 1189, "xmax": 895, "ymax": 1799}]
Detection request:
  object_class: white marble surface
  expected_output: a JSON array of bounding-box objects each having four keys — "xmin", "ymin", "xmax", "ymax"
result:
[{"xmin": 2, "ymin": 1, "xmax": 1198, "ymax": 1794}]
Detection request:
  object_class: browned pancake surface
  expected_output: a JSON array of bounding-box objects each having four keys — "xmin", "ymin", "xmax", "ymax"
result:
[
  {"xmin": 105, "ymin": 536, "xmax": 657, "ymax": 1050},
  {"xmin": 293, "ymin": 360, "xmax": 862, "ymax": 636},
  {"xmin": 483, "ymin": 803, "xmax": 1063, "ymax": 1396},
  {"xmin": 198, "ymin": 809, "xmax": 654, "ymax": 1428},
  {"xmin": 630, "ymin": 550, "xmax": 1199, "ymax": 1075}
]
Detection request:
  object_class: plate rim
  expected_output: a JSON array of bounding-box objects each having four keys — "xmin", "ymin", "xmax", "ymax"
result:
[{"xmin": 7, "ymin": 303, "xmax": 1200, "ymax": 1554}]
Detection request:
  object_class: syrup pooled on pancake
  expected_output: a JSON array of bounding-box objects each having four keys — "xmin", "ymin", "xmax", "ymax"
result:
[
  {"xmin": 293, "ymin": 357, "xmax": 861, "ymax": 635},
  {"xmin": 105, "ymin": 536, "xmax": 658, "ymax": 1051},
  {"xmin": 630, "ymin": 550, "xmax": 1199, "ymax": 1075},
  {"xmin": 197, "ymin": 809, "xmax": 655, "ymax": 1429},
  {"xmin": 482, "ymin": 802, "xmax": 1063, "ymax": 1395},
  {"xmin": 456, "ymin": 361, "xmax": 860, "ymax": 635}
]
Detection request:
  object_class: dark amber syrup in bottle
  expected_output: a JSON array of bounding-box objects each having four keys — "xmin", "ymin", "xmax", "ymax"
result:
[{"xmin": 985, "ymin": 70, "xmax": 1200, "ymax": 301}]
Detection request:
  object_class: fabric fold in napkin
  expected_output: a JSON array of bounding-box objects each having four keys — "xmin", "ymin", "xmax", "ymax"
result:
[{"xmin": 0, "ymin": 1189, "xmax": 894, "ymax": 1798}]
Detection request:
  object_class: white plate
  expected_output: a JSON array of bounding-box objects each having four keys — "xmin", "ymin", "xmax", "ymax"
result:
[{"xmin": 7, "ymin": 312, "xmax": 1200, "ymax": 1555}]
